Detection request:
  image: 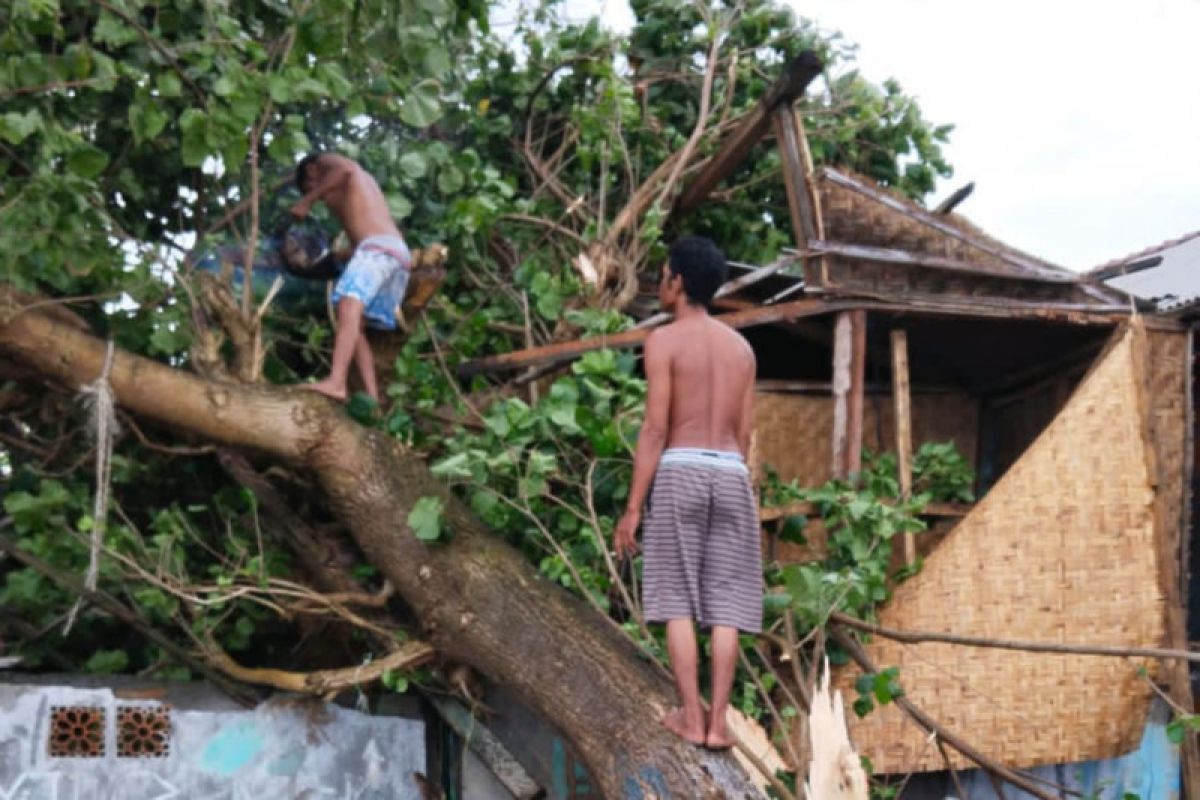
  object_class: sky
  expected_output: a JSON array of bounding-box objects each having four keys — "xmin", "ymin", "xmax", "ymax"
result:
[{"xmin": 561, "ymin": 0, "xmax": 1200, "ymax": 271}]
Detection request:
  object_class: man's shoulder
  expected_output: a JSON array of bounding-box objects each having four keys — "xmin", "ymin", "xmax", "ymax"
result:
[
  {"xmin": 710, "ymin": 317, "xmax": 755, "ymax": 355},
  {"xmin": 644, "ymin": 324, "xmax": 677, "ymax": 353}
]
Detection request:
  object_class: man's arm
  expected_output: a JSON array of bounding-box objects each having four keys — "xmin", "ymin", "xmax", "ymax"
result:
[
  {"xmin": 614, "ymin": 331, "xmax": 672, "ymax": 558},
  {"xmin": 290, "ymin": 157, "xmax": 354, "ymax": 218}
]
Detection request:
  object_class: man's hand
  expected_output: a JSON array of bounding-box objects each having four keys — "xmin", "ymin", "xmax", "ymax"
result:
[
  {"xmin": 289, "ymin": 200, "xmax": 311, "ymax": 220},
  {"xmin": 614, "ymin": 507, "xmax": 641, "ymax": 559}
]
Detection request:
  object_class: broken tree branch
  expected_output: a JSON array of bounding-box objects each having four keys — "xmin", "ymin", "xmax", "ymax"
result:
[
  {"xmin": 205, "ymin": 639, "xmax": 434, "ymax": 696},
  {"xmin": 0, "ymin": 530, "xmax": 258, "ymax": 706},
  {"xmin": 671, "ymin": 50, "xmax": 823, "ymax": 221},
  {"xmin": 830, "ymin": 626, "xmax": 1057, "ymax": 800},
  {"xmin": 830, "ymin": 611, "xmax": 1200, "ymax": 663}
]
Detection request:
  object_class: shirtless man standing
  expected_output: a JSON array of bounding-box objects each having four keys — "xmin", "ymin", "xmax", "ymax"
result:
[
  {"xmin": 614, "ymin": 235, "xmax": 760, "ymax": 750},
  {"xmin": 289, "ymin": 152, "xmax": 411, "ymax": 401}
]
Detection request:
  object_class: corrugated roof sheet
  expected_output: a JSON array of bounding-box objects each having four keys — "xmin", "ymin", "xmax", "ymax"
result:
[{"xmin": 1095, "ymin": 232, "xmax": 1200, "ymax": 312}]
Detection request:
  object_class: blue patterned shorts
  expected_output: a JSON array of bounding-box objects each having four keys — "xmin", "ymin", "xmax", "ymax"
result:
[{"xmin": 330, "ymin": 235, "xmax": 412, "ymax": 330}]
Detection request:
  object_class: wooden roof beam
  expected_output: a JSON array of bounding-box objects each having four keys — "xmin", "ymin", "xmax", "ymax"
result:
[
  {"xmin": 802, "ymin": 240, "xmax": 1080, "ymax": 284},
  {"xmin": 671, "ymin": 51, "xmax": 823, "ymax": 222},
  {"xmin": 456, "ymin": 296, "xmax": 1152, "ymax": 378}
]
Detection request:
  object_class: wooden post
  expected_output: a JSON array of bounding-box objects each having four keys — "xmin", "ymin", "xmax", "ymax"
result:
[
  {"xmin": 847, "ymin": 310, "xmax": 866, "ymax": 477},
  {"xmin": 831, "ymin": 310, "xmax": 867, "ymax": 479},
  {"xmin": 832, "ymin": 313, "xmax": 851, "ymax": 479},
  {"xmin": 891, "ymin": 329, "xmax": 915, "ymax": 564},
  {"xmin": 773, "ymin": 105, "xmax": 818, "ymax": 248}
]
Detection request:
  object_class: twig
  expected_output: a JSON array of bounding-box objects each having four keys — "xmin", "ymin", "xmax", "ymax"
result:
[
  {"xmin": 422, "ymin": 318, "xmax": 486, "ymax": 425},
  {"xmin": 739, "ymin": 648, "xmax": 805, "ymax": 769},
  {"xmin": 121, "ymin": 413, "xmax": 216, "ymax": 456},
  {"xmin": 935, "ymin": 736, "xmax": 968, "ymax": 800},
  {"xmin": 831, "ymin": 611, "xmax": 1200, "ymax": 663},
  {"xmin": 0, "ymin": 78, "xmax": 111, "ymax": 98},
  {"xmin": 500, "ymin": 214, "xmax": 588, "ymax": 247},
  {"xmin": 583, "ymin": 461, "xmax": 648, "ymax": 640}
]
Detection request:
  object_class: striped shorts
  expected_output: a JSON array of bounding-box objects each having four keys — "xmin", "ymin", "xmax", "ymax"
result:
[{"xmin": 642, "ymin": 448, "xmax": 763, "ymax": 633}]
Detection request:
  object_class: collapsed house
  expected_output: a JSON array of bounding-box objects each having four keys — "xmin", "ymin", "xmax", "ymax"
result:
[{"xmin": 460, "ymin": 52, "xmax": 1196, "ymax": 798}]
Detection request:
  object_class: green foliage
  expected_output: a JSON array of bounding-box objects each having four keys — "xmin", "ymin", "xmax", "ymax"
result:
[
  {"xmin": 852, "ymin": 666, "xmax": 903, "ymax": 718},
  {"xmin": 83, "ymin": 648, "xmax": 130, "ymax": 675},
  {"xmin": 913, "ymin": 441, "xmax": 976, "ymax": 503},
  {"xmin": 1167, "ymin": 713, "xmax": 1200, "ymax": 745},
  {"xmin": 430, "ymin": 348, "xmax": 642, "ymax": 605},
  {"xmin": 759, "ymin": 442, "xmax": 973, "ymax": 661}
]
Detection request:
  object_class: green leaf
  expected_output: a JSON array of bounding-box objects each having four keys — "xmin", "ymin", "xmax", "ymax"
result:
[
  {"xmin": 213, "ymin": 75, "xmax": 237, "ymax": 97},
  {"xmin": 346, "ymin": 392, "xmax": 379, "ymax": 425},
  {"xmin": 0, "ymin": 110, "xmax": 43, "ymax": 145},
  {"xmin": 268, "ymin": 75, "xmax": 292, "ymax": 103},
  {"xmin": 762, "ymin": 592, "xmax": 793, "ymax": 612},
  {"xmin": 852, "ymin": 696, "xmax": 874, "ymax": 718},
  {"xmin": 149, "ymin": 324, "xmax": 190, "ymax": 356},
  {"xmin": 779, "ymin": 514, "xmax": 807, "ymax": 544},
  {"xmin": 400, "ymin": 79, "xmax": 442, "ymax": 128},
  {"xmin": 387, "ymin": 193, "xmax": 413, "ymax": 220},
  {"xmin": 437, "ymin": 165, "xmax": 465, "ymax": 195},
  {"xmin": 129, "ymin": 102, "xmax": 170, "ymax": 144},
  {"xmin": 93, "ymin": 12, "xmax": 138, "ymax": 47},
  {"xmin": 179, "ymin": 109, "xmax": 209, "ymax": 167},
  {"xmin": 431, "ymin": 452, "xmax": 473, "ymax": 479},
  {"xmin": 157, "ymin": 73, "xmax": 183, "ymax": 98},
  {"xmin": 4, "ymin": 481, "xmax": 72, "ymax": 530},
  {"xmin": 408, "ymin": 496, "xmax": 445, "ymax": 542},
  {"xmin": 84, "ymin": 649, "xmax": 129, "ymax": 675},
  {"xmin": 399, "ymin": 151, "xmax": 428, "ymax": 179}
]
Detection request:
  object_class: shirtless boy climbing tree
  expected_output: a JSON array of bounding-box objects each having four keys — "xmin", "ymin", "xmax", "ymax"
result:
[
  {"xmin": 614, "ymin": 235, "xmax": 761, "ymax": 751},
  {"xmin": 289, "ymin": 152, "xmax": 411, "ymax": 402}
]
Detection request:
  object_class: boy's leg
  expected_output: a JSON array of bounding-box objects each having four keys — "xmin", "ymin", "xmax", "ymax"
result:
[
  {"xmin": 661, "ymin": 618, "xmax": 706, "ymax": 744},
  {"xmin": 352, "ymin": 323, "xmax": 379, "ymax": 401},
  {"xmin": 705, "ymin": 625, "xmax": 739, "ymax": 748},
  {"xmin": 304, "ymin": 296, "xmax": 364, "ymax": 401}
]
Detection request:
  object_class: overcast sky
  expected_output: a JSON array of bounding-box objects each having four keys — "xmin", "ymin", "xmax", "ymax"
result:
[{"xmin": 576, "ymin": 0, "xmax": 1200, "ymax": 271}]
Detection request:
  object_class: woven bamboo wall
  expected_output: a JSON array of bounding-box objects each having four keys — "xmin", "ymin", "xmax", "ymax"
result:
[
  {"xmin": 753, "ymin": 391, "xmax": 979, "ymax": 487},
  {"xmin": 834, "ymin": 328, "xmax": 1164, "ymax": 773}
]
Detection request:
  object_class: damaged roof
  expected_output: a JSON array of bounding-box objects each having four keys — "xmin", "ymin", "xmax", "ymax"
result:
[{"xmin": 1088, "ymin": 230, "xmax": 1200, "ymax": 314}]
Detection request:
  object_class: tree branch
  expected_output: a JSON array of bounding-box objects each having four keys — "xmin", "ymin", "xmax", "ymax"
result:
[
  {"xmin": 831, "ymin": 611, "xmax": 1200, "ymax": 663},
  {"xmin": 205, "ymin": 638, "xmax": 434, "ymax": 696}
]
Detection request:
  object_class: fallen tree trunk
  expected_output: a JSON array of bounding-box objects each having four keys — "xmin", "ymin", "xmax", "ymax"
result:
[{"xmin": 0, "ymin": 293, "xmax": 762, "ymax": 799}]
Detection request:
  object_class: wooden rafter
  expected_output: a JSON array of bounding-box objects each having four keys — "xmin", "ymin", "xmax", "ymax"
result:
[{"xmin": 456, "ymin": 296, "xmax": 1154, "ymax": 378}]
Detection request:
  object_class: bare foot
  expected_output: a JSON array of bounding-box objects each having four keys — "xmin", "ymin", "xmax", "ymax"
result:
[
  {"xmin": 661, "ymin": 708, "xmax": 706, "ymax": 746},
  {"xmin": 705, "ymin": 714, "xmax": 737, "ymax": 751},
  {"xmin": 300, "ymin": 379, "xmax": 347, "ymax": 402}
]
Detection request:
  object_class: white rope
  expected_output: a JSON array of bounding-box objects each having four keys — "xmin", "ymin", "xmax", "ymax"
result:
[{"xmin": 65, "ymin": 340, "xmax": 118, "ymax": 633}]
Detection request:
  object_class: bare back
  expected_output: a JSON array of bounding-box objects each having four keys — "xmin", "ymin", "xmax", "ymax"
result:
[
  {"xmin": 318, "ymin": 155, "xmax": 402, "ymax": 244},
  {"xmin": 655, "ymin": 315, "xmax": 756, "ymax": 454}
]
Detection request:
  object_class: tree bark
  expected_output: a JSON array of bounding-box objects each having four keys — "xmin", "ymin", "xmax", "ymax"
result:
[{"xmin": 0, "ymin": 294, "xmax": 763, "ymax": 799}]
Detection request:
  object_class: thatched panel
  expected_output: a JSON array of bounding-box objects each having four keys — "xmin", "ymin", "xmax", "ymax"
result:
[
  {"xmin": 833, "ymin": 327, "xmax": 1163, "ymax": 773},
  {"xmin": 818, "ymin": 255, "xmax": 1102, "ymax": 305},
  {"xmin": 816, "ymin": 169, "xmax": 1064, "ymax": 280}
]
